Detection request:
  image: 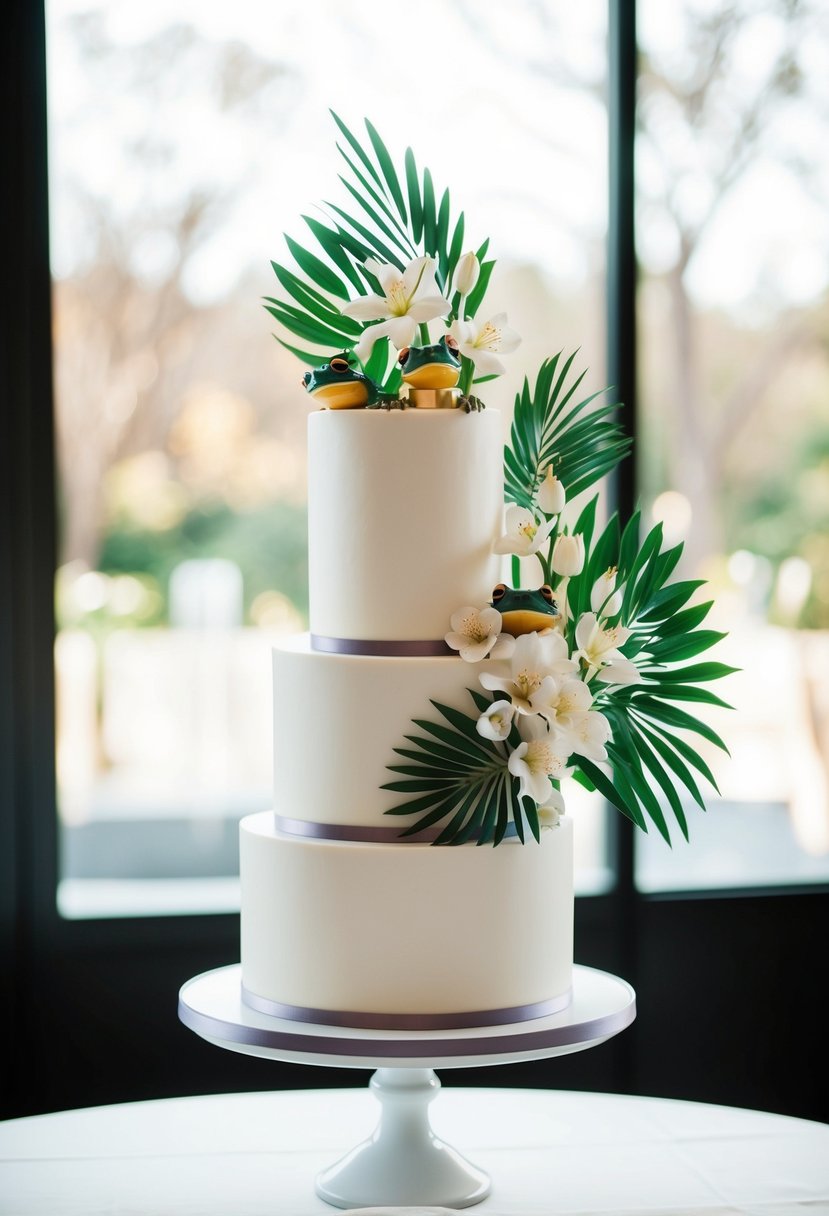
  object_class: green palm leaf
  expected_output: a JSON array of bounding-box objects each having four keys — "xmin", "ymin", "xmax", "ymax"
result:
[
  {"xmin": 381, "ymin": 691, "xmax": 527, "ymax": 845},
  {"xmin": 504, "ymin": 353, "xmax": 631, "ymax": 510}
]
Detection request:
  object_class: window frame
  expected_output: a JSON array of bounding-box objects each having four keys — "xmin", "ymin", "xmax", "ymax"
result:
[{"xmin": 3, "ymin": 0, "xmax": 827, "ymax": 1124}]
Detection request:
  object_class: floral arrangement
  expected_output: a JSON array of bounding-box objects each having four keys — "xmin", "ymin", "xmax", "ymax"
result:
[{"xmin": 268, "ymin": 113, "xmax": 734, "ymax": 847}]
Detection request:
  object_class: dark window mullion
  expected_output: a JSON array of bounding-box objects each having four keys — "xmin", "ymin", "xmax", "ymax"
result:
[{"xmin": 606, "ymin": 0, "xmax": 639, "ymax": 1055}]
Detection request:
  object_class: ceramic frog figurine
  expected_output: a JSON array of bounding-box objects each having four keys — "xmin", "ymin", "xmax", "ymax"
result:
[
  {"xmin": 398, "ymin": 336, "xmax": 461, "ymax": 389},
  {"xmin": 302, "ymin": 355, "xmax": 380, "ymax": 410},
  {"xmin": 490, "ymin": 584, "xmax": 560, "ymax": 636}
]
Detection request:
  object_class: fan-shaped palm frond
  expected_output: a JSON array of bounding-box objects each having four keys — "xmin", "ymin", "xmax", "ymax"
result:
[
  {"xmin": 382, "ymin": 690, "xmax": 540, "ymax": 846},
  {"xmin": 504, "ymin": 352, "xmax": 631, "ymax": 510},
  {"xmin": 267, "ymin": 113, "xmax": 491, "ymax": 390}
]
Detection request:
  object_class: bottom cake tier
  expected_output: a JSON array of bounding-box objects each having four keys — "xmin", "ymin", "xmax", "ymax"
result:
[{"xmin": 239, "ymin": 811, "xmax": 574, "ymax": 1029}]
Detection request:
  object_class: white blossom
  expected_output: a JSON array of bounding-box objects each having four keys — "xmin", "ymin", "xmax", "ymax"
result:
[
  {"xmin": 538, "ymin": 788, "xmax": 566, "ymax": 828},
  {"xmin": 479, "ymin": 631, "xmax": 577, "ymax": 714},
  {"xmin": 342, "ymin": 256, "xmax": 452, "ymax": 362},
  {"xmin": 453, "ymin": 251, "xmax": 480, "ymax": 299},
  {"xmin": 591, "ymin": 567, "xmax": 623, "ymax": 618},
  {"xmin": 449, "ymin": 312, "xmax": 521, "ymax": 378},
  {"xmin": 476, "ymin": 699, "xmax": 516, "ymax": 741},
  {"xmin": 536, "ymin": 466, "xmax": 565, "ymax": 516},
  {"xmin": 445, "ymin": 606, "xmax": 515, "ymax": 663},
  {"xmin": 574, "ymin": 612, "xmax": 641, "ymax": 685},
  {"xmin": 551, "ymin": 533, "xmax": 585, "ymax": 576},
  {"xmin": 508, "ymin": 717, "xmax": 571, "ymax": 804},
  {"xmin": 493, "ymin": 505, "xmax": 555, "ymax": 557}
]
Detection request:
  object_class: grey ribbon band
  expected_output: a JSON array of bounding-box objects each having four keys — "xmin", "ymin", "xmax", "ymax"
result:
[
  {"xmin": 275, "ymin": 814, "xmax": 519, "ymax": 845},
  {"xmin": 240, "ymin": 984, "xmax": 573, "ymax": 1031},
  {"xmin": 311, "ymin": 634, "xmax": 452, "ymax": 657}
]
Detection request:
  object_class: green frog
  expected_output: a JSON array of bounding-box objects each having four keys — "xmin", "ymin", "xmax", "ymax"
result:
[
  {"xmin": 302, "ymin": 355, "xmax": 380, "ymax": 410},
  {"xmin": 490, "ymin": 584, "xmax": 560, "ymax": 636},
  {"xmin": 398, "ymin": 336, "xmax": 461, "ymax": 389}
]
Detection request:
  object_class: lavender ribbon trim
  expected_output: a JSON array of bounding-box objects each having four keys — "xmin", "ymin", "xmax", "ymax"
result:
[
  {"xmin": 275, "ymin": 814, "xmax": 518, "ymax": 845},
  {"xmin": 311, "ymin": 634, "xmax": 452, "ymax": 657},
  {"xmin": 240, "ymin": 984, "xmax": 573, "ymax": 1031}
]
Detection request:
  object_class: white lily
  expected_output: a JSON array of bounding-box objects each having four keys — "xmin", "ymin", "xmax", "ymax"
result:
[
  {"xmin": 529, "ymin": 675, "xmax": 609, "ymax": 762},
  {"xmin": 453, "ymin": 250, "xmax": 480, "ymax": 299},
  {"xmin": 591, "ymin": 567, "xmax": 623, "ymax": 618},
  {"xmin": 493, "ymin": 505, "xmax": 555, "ymax": 557},
  {"xmin": 445, "ymin": 606, "xmax": 515, "ymax": 664},
  {"xmin": 342, "ymin": 256, "xmax": 452, "ymax": 361},
  {"xmin": 536, "ymin": 466, "xmax": 566, "ymax": 517},
  {"xmin": 554, "ymin": 681, "xmax": 611, "ymax": 761},
  {"xmin": 508, "ymin": 717, "xmax": 571, "ymax": 804},
  {"xmin": 449, "ymin": 312, "xmax": 521, "ymax": 378},
  {"xmin": 531, "ymin": 675, "xmax": 589, "ymax": 731},
  {"xmin": 551, "ymin": 533, "xmax": 585, "ymax": 577},
  {"xmin": 479, "ymin": 631, "xmax": 577, "ymax": 714},
  {"xmin": 538, "ymin": 788, "xmax": 566, "ymax": 828},
  {"xmin": 574, "ymin": 612, "xmax": 641, "ymax": 685},
  {"xmin": 476, "ymin": 699, "xmax": 516, "ymax": 741}
]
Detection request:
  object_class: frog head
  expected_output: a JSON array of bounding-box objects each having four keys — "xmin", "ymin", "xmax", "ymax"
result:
[
  {"xmin": 490, "ymin": 584, "xmax": 560, "ymax": 636},
  {"xmin": 302, "ymin": 354, "xmax": 379, "ymax": 410},
  {"xmin": 398, "ymin": 336, "xmax": 461, "ymax": 389}
]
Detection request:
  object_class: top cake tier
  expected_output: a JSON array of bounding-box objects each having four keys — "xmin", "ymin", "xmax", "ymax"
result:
[{"xmin": 308, "ymin": 408, "xmax": 503, "ymax": 642}]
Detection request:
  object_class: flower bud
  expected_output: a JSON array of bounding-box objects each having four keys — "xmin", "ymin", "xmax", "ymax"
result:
[
  {"xmin": 552, "ymin": 533, "xmax": 585, "ymax": 577},
  {"xmin": 454, "ymin": 251, "xmax": 480, "ymax": 297},
  {"xmin": 536, "ymin": 466, "xmax": 565, "ymax": 516},
  {"xmin": 591, "ymin": 567, "xmax": 623, "ymax": 617}
]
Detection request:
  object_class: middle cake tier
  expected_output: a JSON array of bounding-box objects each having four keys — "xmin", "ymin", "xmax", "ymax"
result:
[{"xmin": 273, "ymin": 634, "xmax": 496, "ymax": 832}]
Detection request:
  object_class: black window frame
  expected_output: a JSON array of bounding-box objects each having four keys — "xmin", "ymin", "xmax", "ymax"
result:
[{"xmin": 3, "ymin": 0, "xmax": 827, "ymax": 1123}]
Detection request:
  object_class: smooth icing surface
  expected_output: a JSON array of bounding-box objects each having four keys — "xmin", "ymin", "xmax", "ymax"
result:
[
  {"xmin": 272, "ymin": 636, "xmax": 495, "ymax": 828},
  {"xmin": 240, "ymin": 811, "xmax": 573, "ymax": 1019},
  {"xmin": 307, "ymin": 408, "xmax": 503, "ymax": 640}
]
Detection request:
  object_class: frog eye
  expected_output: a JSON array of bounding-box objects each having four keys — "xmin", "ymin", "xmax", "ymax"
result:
[
  {"xmin": 397, "ymin": 347, "xmax": 410, "ymax": 366},
  {"xmin": 445, "ymin": 335, "xmax": 459, "ymax": 354},
  {"xmin": 491, "ymin": 583, "xmax": 507, "ymax": 602},
  {"xmin": 540, "ymin": 585, "xmax": 555, "ymax": 603},
  {"xmin": 330, "ymin": 357, "xmax": 350, "ymax": 374}
]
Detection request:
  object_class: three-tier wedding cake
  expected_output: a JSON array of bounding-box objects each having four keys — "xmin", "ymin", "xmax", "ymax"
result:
[
  {"xmin": 239, "ymin": 407, "xmax": 574, "ymax": 1028},
  {"xmin": 237, "ymin": 113, "xmax": 730, "ymax": 1034}
]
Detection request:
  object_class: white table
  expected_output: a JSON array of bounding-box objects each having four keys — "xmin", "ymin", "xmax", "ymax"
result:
[{"xmin": 1, "ymin": 1087, "xmax": 827, "ymax": 1215}]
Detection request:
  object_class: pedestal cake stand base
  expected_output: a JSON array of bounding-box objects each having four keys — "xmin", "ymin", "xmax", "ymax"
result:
[{"xmin": 178, "ymin": 963, "xmax": 635, "ymax": 1210}]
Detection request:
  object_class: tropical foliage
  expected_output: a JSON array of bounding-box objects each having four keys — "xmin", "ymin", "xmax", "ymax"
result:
[
  {"xmin": 267, "ymin": 112, "xmax": 733, "ymax": 846},
  {"xmin": 265, "ymin": 112, "xmax": 509, "ymax": 399},
  {"xmin": 383, "ymin": 368, "xmax": 734, "ymax": 844}
]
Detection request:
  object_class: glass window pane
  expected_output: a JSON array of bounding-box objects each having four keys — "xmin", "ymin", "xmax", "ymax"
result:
[
  {"xmin": 48, "ymin": 0, "xmax": 610, "ymax": 916},
  {"xmin": 636, "ymin": 0, "xmax": 829, "ymax": 892}
]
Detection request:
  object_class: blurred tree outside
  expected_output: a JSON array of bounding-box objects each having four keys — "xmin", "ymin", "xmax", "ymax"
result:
[
  {"xmin": 637, "ymin": 0, "xmax": 829, "ymax": 623},
  {"xmin": 51, "ymin": 9, "xmax": 309, "ymax": 625}
]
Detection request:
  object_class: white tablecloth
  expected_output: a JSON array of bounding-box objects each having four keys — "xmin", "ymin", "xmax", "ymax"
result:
[{"xmin": 1, "ymin": 1087, "xmax": 827, "ymax": 1215}]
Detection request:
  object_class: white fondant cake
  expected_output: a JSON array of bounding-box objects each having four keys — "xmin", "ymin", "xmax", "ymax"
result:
[
  {"xmin": 239, "ymin": 408, "xmax": 575, "ymax": 1028},
  {"xmin": 308, "ymin": 408, "xmax": 503, "ymax": 641}
]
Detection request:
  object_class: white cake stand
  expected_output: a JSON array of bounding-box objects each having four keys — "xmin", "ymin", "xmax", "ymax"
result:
[{"xmin": 178, "ymin": 963, "xmax": 635, "ymax": 1211}]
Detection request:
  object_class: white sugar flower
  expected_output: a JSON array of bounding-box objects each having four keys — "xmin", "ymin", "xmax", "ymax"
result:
[
  {"xmin": 532, "ymin": 675, "xmax": 590, "ymax": 731},
  {"xmin": 449, "ymin": 313, "xmax": 521, "ymax": 378},
  {"xmin": 479, "ymin": 631, "xmax": 577, "ymax": 714},
  {"xmin": 343, "ymin": 256, "xmax": 452, "ymax": 361},
  {"xmin": 551, "ymin": 533, "xmax": 585, "ymax": 577},
  {"xmin": 538, "ymin": 788, "xmax": 566, "ymax": 828},
  {"xmin": 574, "ymin": 612, "xmax": 641, "ymax": 685},
  {"xmin": 453, "ymin": 250, "xmax": 480, "ymax": 299},
  {"xmin": 536, "ymin": 466, "xmax": 565, "ymax": 517},
  {"xmin": 445, "ymin": 606, "xmax": 515, "ymax": 663},
  {"xmin": 529, "ymin": 676, "xmax": 609, "ymax": 762},
  {"xmin": 476, "ymin": 699, "xmax": 516, "ymax": 741},
  {"xmin": 508, "ymin": 717, "xmax": 571, "ymax": 804},
  {"xmin": 493, "ymin": 505, "xmax": 555, "ymax": 557},
  {"xmin": 591, "ymin": 567, "xmax": 623, "ymax": 618},
  {"xmin": 562, "ymin": 707, "xmax": 612, "ymax": 762}
]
